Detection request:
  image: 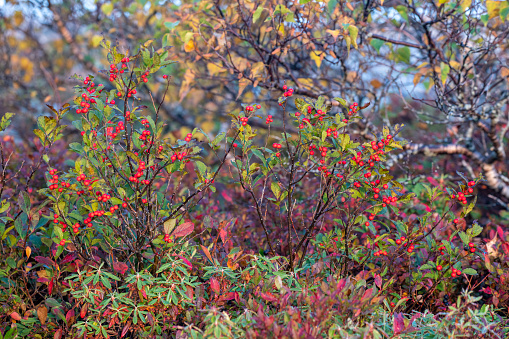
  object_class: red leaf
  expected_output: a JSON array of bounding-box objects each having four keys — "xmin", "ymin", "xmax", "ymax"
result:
[
  {"xmin": 113, "ymin": 261, "xmax": 128, "ymax": 274},
  {"xmin": 374, "ymin": 274, "xmax": 382, "ymax": 289},
  {"xmin": 260, "ymin": 292, "xmax": 278, "ymax": 302},
  {"xmin": 48, "ymin": 278, "xmax": 54, "ymax": 295},
  {"xmin": 427, "ymin": 176, "xmax": 438, "ymax": 187},
  {"xmin": 66, "ymin": 309, "xmax": 75, "ymax": 324},
  {"xmin": 10, "ymin": 312, "xmax": 21, "ymax": 321},
  {"xmin": 393, "ymin": 312, "xmax": 405, "ymax": 334},
  {"xmin": 177, "ymin": 255, "xmax": 192, "ymax": 269},
  {"xmin": 35, "ymin": 256, "xmax": 55, "ymax": 267},
  {"xmin": 60, "ymin": 253, "xmax": 77, "ymax": 264},
  {"xmin": 173, "ymin": 222, "xmax": 194, "ymax": 238},
  {"xmin": 121, "ymin": 323, "xmax": 130, "ymax": 338},
  {"xmin": 219, "ymin": 228, "xmax": 228, "ymax": 244},
  {"xmin": 54, "ymin": 329, "xmax": 63, "ymax": 339},
  {"xmin": 221, "ymin": 190, "xmax": 232, "ymax": 202},
  {"xmin": 210, "ymin": 277, "xmax": 220, "ymax": 294}
]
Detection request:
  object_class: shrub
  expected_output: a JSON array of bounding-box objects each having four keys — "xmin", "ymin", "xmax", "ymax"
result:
[{"xmin": 0, "ymin": 39, "xmax": 507, "ymax": 338}]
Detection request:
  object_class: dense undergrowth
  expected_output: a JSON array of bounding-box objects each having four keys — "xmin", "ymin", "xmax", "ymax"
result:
[{"xmin": 0, "ymin": 41, "xmax": 508, "ymax": 339}]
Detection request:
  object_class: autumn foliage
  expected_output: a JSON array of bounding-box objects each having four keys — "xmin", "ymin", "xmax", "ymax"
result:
[{"xmin": 1, "ymin": 0, "xmax": 509, "ymax": 338}]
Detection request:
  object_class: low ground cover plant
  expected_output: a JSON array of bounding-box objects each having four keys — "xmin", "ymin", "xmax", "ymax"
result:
[{"xmin": 0, "ymin": 40, "xmax": 508, "ymax": 338}]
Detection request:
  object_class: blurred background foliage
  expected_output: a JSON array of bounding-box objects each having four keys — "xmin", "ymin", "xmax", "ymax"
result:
[{"xmin": 1, "ymin": 0, "xmax": 509, "ymax": 207}]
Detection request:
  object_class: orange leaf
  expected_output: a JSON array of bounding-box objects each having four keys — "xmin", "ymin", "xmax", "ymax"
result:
[
  {"xmin": 201, "ymin": 245, "xmax": 214, "ymax": 264},
  {"xmin": 26, "ymin": 246, "xmax": 31, "ymax": 258},
  {"xmin": 184, "ymin": 39, "xmax": 195, "ymax": 52},
  {"xmin": 37, "ymin": 306, "xmax": 48, "ymax": 325},
  {"xmin": 227, "ymin": 258, "xmax": 239, "ymax": 270}
]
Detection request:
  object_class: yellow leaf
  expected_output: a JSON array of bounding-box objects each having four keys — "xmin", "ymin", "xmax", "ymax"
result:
[
  {"xmin": 14, "ymin": 11, "xmax": 24, "ymax": 26},
  {"xmin": 345, "ymin": 36, "xmax": 351, "ymax": 54},
  {"xmin": 326, "ymin": 29, "xmax": 340, "ymax": 40},
  {"xmin": 278, "ymin": 23, "xmax": 285, "ymax": 35},
  {"xmin": 201, "ymin": 120, "xmax": 215, "ymax": 133},
  {"xmin": 348, "ymin": 25, "xmax": 359, "ymax": 49},
  {"xmin": 487, "ymin": 1, "xmax": 501, "ymax": 19},
  {"xmin": 207, "ymin": 63, "xmax": 225, "ymax": 76},
  {"xmin": 250, "ymin": 62, "xmax": 265, "ymax": 78},
  {"xmin": 449, "ymin": 61, "xmax": 461, "ymax": 69},
  {"xmin": 91, "ymin": 35, "xmax": 103, "ymax": 48},
  {"xmin": 310, "ymin": 51, "xmax": 322, "ymax": 68},
  {"xmin": 413, "ymin": 73, "xmax": 422, "ymax": 86},
  {"xmin": 460, "ymin": 0, "xmax": 472, "ymax": 10},
  {"xmin": 184, "ymin": 39, "xmax": 195, "ymax": 52},
  {"xmin": 26, "ymin": 246, "xmax": 31, "ymax": 259}
]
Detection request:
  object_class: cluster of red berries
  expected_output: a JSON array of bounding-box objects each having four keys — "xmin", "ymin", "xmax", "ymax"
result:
[
  {"xmin": 47, "ymin": 169, "xmax": 69, "ymax": 191},
  {"xmin": 109, "ymin": 59, "xmax": 129, "ymax": 82},
  {"xmin": 128, "ymin": 161, "xmax": 147, "ymax": 183},
  {"xmin": 106, "ymin": 120, "xmax": 125, "ymax": 140},
  {"xmin": 184, "ymin": 133, "xmax": 193, "ymax": 142},
  {"xmin": 240, "ymin": 117, "xmax": 249, "ymax": 126},
  {"xmin": 450, "ymin": 181, "xmax": 475, "ymax": 205},
  {"xmin": 308, "ymin": 144, "xmax": 317, "ymax": 155},
  {"xmin": 348, "ymin": 102, "xmax": 358, "ymax": 116},
  {"xmin": 312, "ymin": 109, "xmax": 327, "ymax": 122},
  {"xmin": 265, "ymin": 115, "xmax": 273, "ymax": 124},
  {"xmin": 468, "ymin": 242, "xmax": 476, "ymax": 253},
  {"xmin": 163, "ymin": 234, "xmax": 172, "ymax": 243},
  {"xmin": 373, "ymin": 249, "xmax": 388, "ymax": 256},
  {"xmin": 326, "ymin": 127, "xmax": 338, "ymax": 138},
  {"xmin": 170, "ymin": 152, "xmax": 187, "ymax": 163},
  {"xmin": 282, "ymin": 85, "xmax": 294, "ymax": 97},
  {"xmin": 140, "ymin": 70, "xmax": 150, "ymax": 83},
  {"xmin": 450, "ymin": 267, "xmax": 462, "ymax": 278},
  {"xmin": 438, "ymin": 245, "xmax": 446, "ymax": 255},
  {"xmin": 139, "ymin": 129, "xmax": 151, "ymax": 141},
  {"xmin": 76, "ymin": 82, "xmax": 102, "ymax": 114},
  {"xmin": 272, "ymin": 143, "xmax": 282, "ymax": 157},
  {"xmin": 117, "ymin": 88, "xmax": 137, "ymax": 98}
]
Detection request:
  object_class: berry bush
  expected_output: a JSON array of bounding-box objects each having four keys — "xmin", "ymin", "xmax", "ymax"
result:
[{"xmin": 0, "ymin": 40, "xmax": 508, "ymax": 338}]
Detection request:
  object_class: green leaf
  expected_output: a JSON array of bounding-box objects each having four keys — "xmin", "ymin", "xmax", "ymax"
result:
[
  {"xmin": 370, "ymin": 39, "xmax": 384, "ymax": 53},
  {"xmin": 164, "ymin": 21, "xmax": 180, "ymax": 30},
  {"xmin": 271, "ymin": 182, "xmax": 281, "ymax": 199},
  {"xmin": 18, "ymin": 191, "xmax": 30, "ymax": 214},
  {"xmin": 54, "ymin": 226, "xmax": 64, "ymax": 240},
  {"xmin": 396, "ymin": 47, "xmax": 410, "ymax": 64},
  {"xmin": 334, "ymin": 97, "xmax": 348, "ymax": 108},
  {"xmin": 471, "ymin": 223, "xmax": 483, "ymax": 237},
  {"xmin": 6, "ymin": 257, "xmax": 16, "ymax": 269},
  {"xmin": 195, "ymin": 161, "xmax": 207, "ymax": 177},
  {"xmin": 459, "ymin": 231, "xmax": 469, "ymax": 246},
  {"xmin": 463, "ymin": 195, "xmax": 477, "ymax": 216},
  {"xmin": 253, "ymin": 7, "xmax": 264, "ymax": 23},
  {"xmin": 462, "ymin": 268, "xmax": 477, "ymax": 275},
  {"xmin": 101, "ymin": 3, "xmax": 114, "ymax": 16},
  {"xmin": 0, "ymin": 113, "xmax": 14, "ymax": 132},
  {"xmin": 440, "ymin": 62, "xmax": 450, "ymax": 85}
]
